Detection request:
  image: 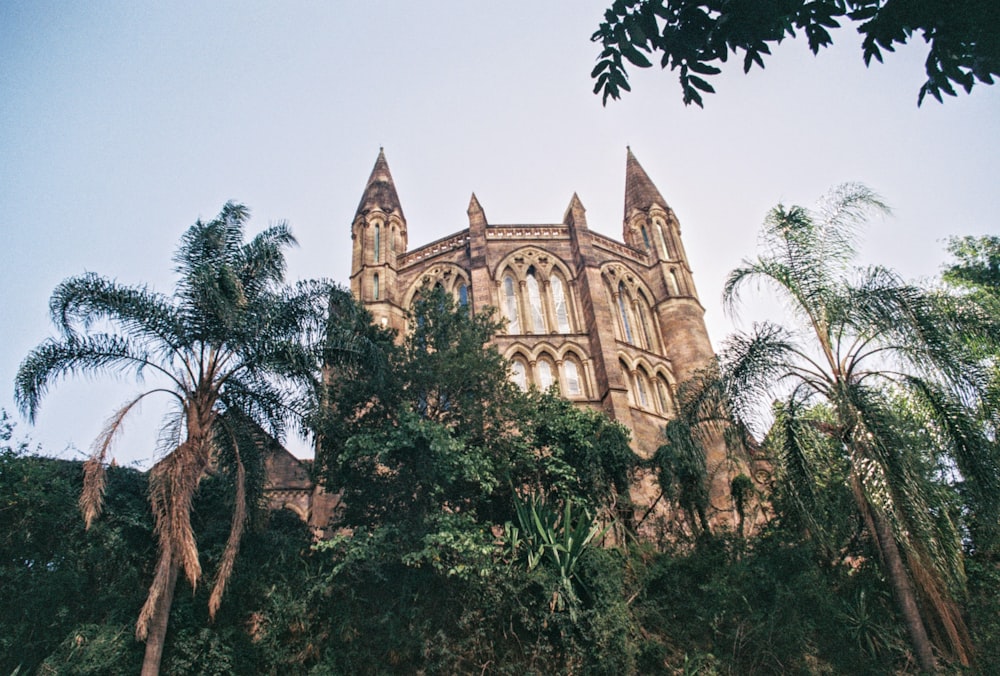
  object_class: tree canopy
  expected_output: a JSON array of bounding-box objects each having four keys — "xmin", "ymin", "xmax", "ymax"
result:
[
  {"xmin": 14, "ymin": 203, "xmax": 333, "ymax": 676},
  {"xmin": 717, "ymin": 183, "xmax": 1000, "ymax": 670},
  {"xmin": 592, "ymin": 0, "xmax": 1000, "ymax": 106}
]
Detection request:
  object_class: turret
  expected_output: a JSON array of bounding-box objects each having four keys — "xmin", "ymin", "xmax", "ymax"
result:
[
  {"xmin": 350, "ymin": 148, "xmax": 408, "ymax": 332},
  {"xmin": 623, "ymin": 149, "xmax": 737, "ymax": 525}
]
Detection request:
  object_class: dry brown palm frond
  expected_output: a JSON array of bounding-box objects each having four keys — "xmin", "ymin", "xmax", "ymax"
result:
[
  {"xmin": 907, "ymin": 548, "xmax": 972, "ymax": 666},
  {"xmin": 208, "ymin": 442, "xmax": 247, "ymax": 618},
  {"xmin": 136, "ymin": 541, "xmax": 174, "ymax": 641},
  {"xmin": 148, "ymin": 438, "xmax": 210, "ymax": 589},
  {"xmin": 80, "ymin": 394, "xmax": 148, "ymax": 528}
]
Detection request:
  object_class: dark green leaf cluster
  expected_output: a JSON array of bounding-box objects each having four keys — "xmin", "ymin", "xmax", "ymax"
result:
[{"xmin": 592, "ymin": 0, "xmax": 1000, "ymax": 106}]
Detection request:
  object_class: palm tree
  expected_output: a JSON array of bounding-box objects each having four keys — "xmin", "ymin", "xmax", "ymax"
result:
[
  {"xmin": 720, "ymin": 184, "xmax": 996, "ymax": 671},
  {"xmin": 15, "ymin": 203, "xmax": 328, "ymax": 676}
]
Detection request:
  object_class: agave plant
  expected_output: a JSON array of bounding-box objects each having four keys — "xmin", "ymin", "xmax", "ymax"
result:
[{"xmin": 509, "ymin": 492, "xmax": 608, "ymax": 619}]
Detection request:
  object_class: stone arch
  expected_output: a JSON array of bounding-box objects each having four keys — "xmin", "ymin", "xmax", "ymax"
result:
[
  {"xmin": 602, "ymin": 263, "xmax": 660, "ymax": 350},
  {"xmin": 494, "ymin": 247, "xmax": 579, "ymax": 335},
  {"xmin": 492, "ymin": 246, "xmax": 574, "ymax": 284},
  {"xmin": 506, "ymin": 350, "xmax": 530, "ymax": 391},
  {"xmin": 401, "ymin": 262, "xmax": 471, "ymax": 310}
]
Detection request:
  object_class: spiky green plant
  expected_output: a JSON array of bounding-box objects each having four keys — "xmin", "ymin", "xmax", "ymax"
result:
[{"xmin": 720, "ymin": 183, "xmax": 999, "ymax": 670}]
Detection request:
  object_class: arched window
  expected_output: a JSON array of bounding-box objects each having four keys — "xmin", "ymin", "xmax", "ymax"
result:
[
  {"xmin": 636, "ymin": 296, "xmax": 654, "ymax": 350},
  {"xmin": 503, "ymin": 275, "xmax": 521, "ymax": 334},
  {"xmin": 374, "ymin": 223, "xmax": 381, "ymax": 263},
  {"xmin": 511, "ymin": 359, "xmax": 528, "ymax": 391},
  {"xmin": 620, "ymin": 360, "xmax": 634, "ymax": 405},
  {"xmin": 656, "ymin": 376, "xmax": 672, "ymax": 415},
  {"xmin": 537, "ymin": 359, "xmax": 554, "ymax": 391},
  {"xmin": 669, "ymin": 270, "xmax": 680, "ymax": 296},
  {"xmin": 635, "ymin": 370, "xmax": 649, "ymax": 408},
  {"xmin": 617, "ymin": 282, "xmax": 634, "ymax": 344},
  {"xmin": 563, "ymin": 358, "xmax": 582, "ymax": 396},
  {"xmin": 551, "ymin": 275, "xmax": 571, "ymax": 333},
  {"xmin": 641, "ymin": 225, "xmax": 651, "ymax": 250},
  {"xmin": 390, "ymin": 226, "xmax": 396, "ymax": 252},
  {"xmin": 656, "ymin": 222, "xmax": 669, "ymax": 258},
  {"xmin": 373, "ymin": 273, "xmax": 380, "ymax": 300},
  {"xmin": 526, "ymin": 269, "xmax": 546, "ymax": 333},
  {"xmin": 457, "ymin": 282, "xmax": 468, "ymax": 308}
]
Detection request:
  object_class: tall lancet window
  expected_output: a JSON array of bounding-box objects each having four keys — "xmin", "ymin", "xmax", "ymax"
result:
[
  {"xmin": 641, "ymin": 225, "xmax": 651, "ymax": 250},
  {"xmin": 511, "ymin": 359, "xmax": 528, "ymax": 391},
  {"xmin": 657, "ymin": 376, "xmax": 672, "ymax": 415},
  {"xmin": 656, "ymin": 222, "xmax": 669, "ymax": 258},
  {"xmin": 373, "ymin": 273, "xmax": 379, "ymax": 300},
  {"xmin": 551, "ymin": 275, "xmax": 571, "ymax": 333},
  {"xmin": 458, "ymin": 283, "xmax": 468, "ymax": 308},
  {"xmin": 526, "ymin": 269, "xmax": 546, "ymax": 333},
  {"xmin": 374, "ymin": 223, "xmax": 381, "ymax": 263},
  {"xmin": 503, "ymin": 275, "xmax": 521, "ymax": 334},
  {"xmin": 617, "ymin": 282, "xmax": 634, "ymax": 344},
  {"xmin": 635, "ymin": 370, "xmax": 649, "ymax": 408},
  {"xmin": 563, "ymin": 359, "xmax": 582, "ymax": 396},
  {"xmin": 637, "ymin": 299, "xmax": 653, "ymax": 350},
  {"xmin": 537, "ymin": 360, "xmax": 554, "ymax": 391}
]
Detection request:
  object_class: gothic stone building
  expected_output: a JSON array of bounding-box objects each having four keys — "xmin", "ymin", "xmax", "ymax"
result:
[{"xmin": 348, "ymin": 149, "xmax": 734, "ymax": 518}]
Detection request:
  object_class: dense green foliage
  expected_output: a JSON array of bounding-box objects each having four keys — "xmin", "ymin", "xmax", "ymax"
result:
[
  {"xmin": 0, "ymin": 413, "xmax": 320, "ymax": 675},
  {"xmin": 7, "ymin": 223, "xmax": 1000, "ymax": 673},
  {"xmin": 592, "ymin": 0, "xmax": 1000, "ymax": 106}
]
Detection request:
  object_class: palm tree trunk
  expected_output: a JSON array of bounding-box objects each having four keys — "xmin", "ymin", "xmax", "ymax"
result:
[
  {"xmin": 869, "ymin": 506, "xmax": 937, "ymax": 673},
  {"xmin": 140, "ymin": 561, "xmax": 179, "ymax": 676}
]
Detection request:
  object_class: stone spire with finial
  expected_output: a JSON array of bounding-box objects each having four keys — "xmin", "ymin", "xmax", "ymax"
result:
[
  {"xmin": 355, "ymin": 147, "xmax": 404, "ymax": 221},
  {"xmin": 624, "ymin": 146, "xmax": 669, "ymax": 220}
]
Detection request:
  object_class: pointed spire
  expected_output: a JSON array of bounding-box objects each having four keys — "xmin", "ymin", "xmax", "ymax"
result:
[
  {"xmin": 563, "ymin": 192, "xmax": 588, "ymax": 229},
  {"xmin": 624, "ymin": 147, "xmax": 668, "ymax": 219},
  {"xmin": 467, "ymin": 192, "xmax": 485, "ymax": 218},
  {"xmin": 355, "ymin": 148, "xmax": 404, "ymax": 220}
]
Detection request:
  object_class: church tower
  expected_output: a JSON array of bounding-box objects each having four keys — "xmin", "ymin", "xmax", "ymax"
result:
[
  {"xmin": 622, "ymin": 149, "xmax": 735, "ymax": 518},
  {"xmin": 350, "ymin": 149, "xmax": 408, "ymax": 334},
  {"xmin": 622, "ymin": 148, "xmax": 714, "ymax": 384}
]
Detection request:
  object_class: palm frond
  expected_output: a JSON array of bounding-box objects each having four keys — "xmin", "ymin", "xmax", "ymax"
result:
[
  {"xmin": 904, "ymin": 376, "xmax": 1000, "ymax": 527},
  {"xmin": 208, "ymin": 423, "xmax": 248, "ymax": 619},
  {"xmin": 236, "ymin": 221, "xmax": 297, "ymax": 294},
  {"xmin": 49, "ymin": 273, "xmax": 185, "ymax": 350},
  {"xmin": 15, "ymin": 334, "xmax": 182, "ymax": 421},
  {"xmin": 81, "ymin": 391, "xmax": 169, "ymax": 528},
  {"xmin": 721, "ymin": 322, "xmax": 804, "ymax": 434},
  {"xmin": 814, "ymin": 183, "xmax": 890, "ymax": 263}
]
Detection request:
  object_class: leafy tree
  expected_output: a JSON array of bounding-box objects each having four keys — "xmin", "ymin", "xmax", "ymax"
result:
[
  {"xmin": 718, "ymin": 183, "xmax": 999, "ymax": 670},
  {"xmin": 15, "ymin": 203, "xmax": 329, "ymax": 675},
  {"xmin": 319, "ymin": 287, "xmax": 638, "ymax": 532},
  {"xmin": 592, "ymin": 0, "xmax": 1000, "ymax": 106},
  {"xmin": 942, "ymin": 235, "xmax": 1000, "ymax": 439},
  {"xmin": 310, "ymin": 288, "xmax": 642, "ymax": 672},
  {"xmin": 0, "ymin": 415, "xmax": 151, "ymax": 673}
]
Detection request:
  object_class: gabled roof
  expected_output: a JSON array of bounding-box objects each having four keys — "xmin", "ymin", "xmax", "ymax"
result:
[
  {"xmin": 355, "ymin": 148, "xmax": 404, "ymax": 220},
  {"xmin": 624, "ymin": 147, "xmax": 669, "ymax": 218}
]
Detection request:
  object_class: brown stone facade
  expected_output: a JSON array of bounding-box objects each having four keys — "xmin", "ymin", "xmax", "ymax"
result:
[{"xmin": 347, "ymin": 149, "xmax": 737, "ymax": 527}]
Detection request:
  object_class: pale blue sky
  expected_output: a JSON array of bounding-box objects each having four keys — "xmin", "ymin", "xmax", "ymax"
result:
[{"xmin": 2, "ymin": 1, "xmax": 998, "ymax": 464}]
